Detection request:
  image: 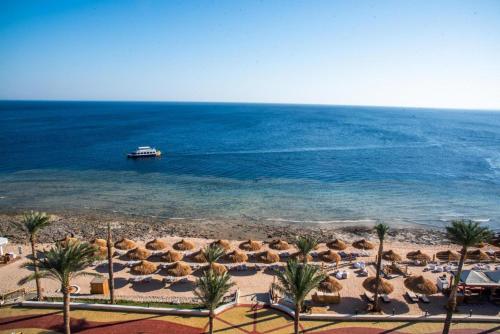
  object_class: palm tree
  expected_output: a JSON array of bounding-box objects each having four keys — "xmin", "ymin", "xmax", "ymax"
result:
[
  {"xmin": 442, "ymin": 220, "xmax": 492, "ymax": 334},
  {"xmin": 373, "ymin": 223, "xmax": 389, "ymax": 312},
  {"xmin": 19, "ymin": 242, "xmax": 100, "ymax": 334},
  {"xmin": 295, "ymin": 235, "xmax": 318, "ymax": 264},
  {"xmin": 204, "ymin": 244, "xmax": 225, "ymax": 265},
  {"xmin": 273, "ymin": 259, "xmax": 326, "ymax": 334},
  {"xmin": 195, "ymin": 269, "xmax": 235, "ymax": 334},
  {"xmin": 106, "ymin": 222, "xmax": 115, "ymax": 304},
  {"xmin": 20, "ymin": 211, "xmax": 52, "ymax": 301}
]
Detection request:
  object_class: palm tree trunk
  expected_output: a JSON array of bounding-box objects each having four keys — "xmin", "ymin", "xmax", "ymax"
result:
[
  {"xmin": 208, "ymin": 310, "xmax": 214, "ymax": 334},
  {"xmin": 294, "ymin": 303, "xmax": 300, "ymax": 334},
  {"xmin": 373, "ymin": 241, "xmax": 384, "ymax": 312},
  {"xmin": 30, "ymin": 236, "xmax": 42, "ymax": 301},
  {"xmin": 62, "ymin": 286, "xmax": 71, "ymax": 334},
  {"xmin": 107, "ymin": 222, "xmax": 115, "ymax": 304},
  {"xmin": 442, "ymin": 246, "xmax": 467, "ymax": 334}
]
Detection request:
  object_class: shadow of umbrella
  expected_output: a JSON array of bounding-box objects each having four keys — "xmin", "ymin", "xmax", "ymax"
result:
[
  {"xmin": 131, "ymin": 278, "xmax": 164, "ymax": 293},
  {"xmin": 95, "ymin": 262, "xmax": 124, "ymax": 273}
]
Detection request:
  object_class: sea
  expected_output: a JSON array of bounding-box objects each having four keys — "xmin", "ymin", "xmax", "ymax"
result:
[{"xmin": 1, "ymin": 101, "xmax": 499, "ymax": 230}]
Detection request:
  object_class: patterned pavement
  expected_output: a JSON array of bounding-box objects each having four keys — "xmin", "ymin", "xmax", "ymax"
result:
[{"xmin": 0, "ymin": 305, "xmax": 498, "ymax": 334}]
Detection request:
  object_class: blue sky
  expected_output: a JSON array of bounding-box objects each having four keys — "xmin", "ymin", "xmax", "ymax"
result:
[{"xmin": 1, "ymin": 0, "xmax": 499, "ymax": 109}]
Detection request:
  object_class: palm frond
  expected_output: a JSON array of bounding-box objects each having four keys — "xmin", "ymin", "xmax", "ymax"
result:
[
  {"xmin": 22, "ymin": 211, "xmax": 51, "ymax": 235},
  {"xmin": 375, "ymin": 223, "xmax": 389, "ymax": 241},
  {"xmin": 446, "ymin": 220, "xmax": 493, "ymax": 247},
  {"xmin": 204, "ymin": 244, "xmax": 225, "ymax": 264},
  {"xmin": 195, "ymin": 269, "xmax": 235, "ymax": 311}
]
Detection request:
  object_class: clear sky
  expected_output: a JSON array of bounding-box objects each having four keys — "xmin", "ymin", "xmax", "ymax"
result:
[{"xmin": 1, "ymin": 0, "xmax": 499, "ymax": 109}]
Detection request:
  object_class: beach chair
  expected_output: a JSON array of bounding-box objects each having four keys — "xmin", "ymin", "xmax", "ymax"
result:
[
  {"xmin": 359, "ymin": 268, "xmax": 369, "ymax": 277},
  {"xmin": 364, "ymin": 292, "xmax": 375, "ymax": 302},
  {"xmin": 418, "ymin": 294, "xmax": 430, "ymax": 303},
  {"xmin": 406, "ymin": 291, "xmax": 419, "ymax": 303},
  {"xmin": 380, "ymin": 294, "xmax": 391, "ymax": 303}
]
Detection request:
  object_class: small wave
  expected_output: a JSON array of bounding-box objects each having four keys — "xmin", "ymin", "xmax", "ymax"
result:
[{"xmin": 265, "ymin": 218, "xmax": 376, "ymax": 224}]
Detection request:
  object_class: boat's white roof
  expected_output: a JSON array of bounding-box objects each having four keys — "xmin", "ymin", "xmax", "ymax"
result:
[{"xmin": 138, "ymin": 146, "xmax": 153, "ymax": 150}]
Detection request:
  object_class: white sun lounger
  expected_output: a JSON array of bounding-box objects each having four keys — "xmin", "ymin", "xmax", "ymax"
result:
[
  {"xmin": 380, "ymin": 294, "xmax": 391, "ymax": 303},
  {"xmin": 406, "ymin": 291, "xmax": 419, "ymax": 303},
  {"xmin": 418, "ymin": 294, "xmax": 430, "ymax": 303},
  {"xmin": 364, "ymin": 292, "xmax": 375, "ymax": 302}
]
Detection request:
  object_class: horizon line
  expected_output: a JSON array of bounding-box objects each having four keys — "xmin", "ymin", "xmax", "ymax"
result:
[{"xmin": 1, "ymin": 98, "xmax": 500, "ymax": 113}]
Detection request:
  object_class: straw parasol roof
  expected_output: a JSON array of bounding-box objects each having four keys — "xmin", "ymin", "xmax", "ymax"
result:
[
  {"xmin": 257, "ymin": 250, "xmax": 280, "ymax": 263},
  {"xmin": 436, "ymin": 250, "xmax": 460, "ymax": 262},
  {"xmin": 94, "ymin": 246, "xmax": 109, "ymax": 259},
  {"xmin": 173, "ymin": 239, "xmax": 195, "ymax": 251},
  {"xmin": 269, "ymin": 240, "xmax": 290, "ymax": 250},
  {"xmin": 291, "ymin": 252, "xmax": 312, "ymax": 263},
  {"xmin": 474, "ymin": 242, "xmax": 486, "ymax": 249},
  {"xmin": 209, "ymin": 263, "xmax": 227, "ymax": 275},
  {"xmin": 226, "ymin": 250, "xmax": 248, "ymax": 263},
  {"xmin": 91, "ymin": 238, "xmax": 107, "ymax": 247},
  {"xmin": 318, "ymin": 276, "xmax": 343, "ymax": 294},
  {"xmin": 382, "ymin": 250, "xmax": 402, "ymax": 262},
  {"xmin": 131, "ymin": 260, "xmax": 157, "ymax": 275},
  {"xmin": 145, "ymin": 238, "xmax": 167, "ymax": 250},
  {"xmin": 211, "ymin": 239, "xmax": 231, "ymax": 251},
  {"xmin": 59, "ymin": 236, "xmax": 79, "ymax": 247},
  {"xmin": 161, "ymin": 250, "xmax": 183, "ymax": 262},
  {"xmin": 319, "ymin": 250, "xmax": 341, "ymax": 263},
  {"xmin": 326, "ymin": 239, "xmax": 347, "ymax": 250},
  {"xmin": 404, "ymin": 275, "xmax": 437, "ymax": 295},
  {"xmin": 126, "ymin": 247, "xmax": 151, "ymax": 260},
  {"xmin": 115, "ymin": 238, "xmax": 136, "ymax": 250},
  {"xmin": 466, "ymin": 249, "xmax": 491, "ymax": 261},
  {"xmin": 239, "ymin": 240, "xmax": 262, "ymax": 251},
  {"xmin": 406, "ymin": 250, "xmax": 431, "ymax": 261},
  {"xmin": 190, "ymin": 250, "xmax": 207, "ymax": 263},
  {"xmin": 352, "ymin": 239, "xmax": 374, "ymax": 250},
  {"xmin": 166, "ymin": 261, "xmax": 192, "ymax": 277},
  {"xmin": 363, "ymin": 277, "xmax": 394, "ymax": 294}
]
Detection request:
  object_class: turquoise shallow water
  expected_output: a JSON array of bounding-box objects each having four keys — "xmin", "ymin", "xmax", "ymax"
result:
[{"xmin": 1, "ymin": 101, "xmax": 499, "ymax": 230}]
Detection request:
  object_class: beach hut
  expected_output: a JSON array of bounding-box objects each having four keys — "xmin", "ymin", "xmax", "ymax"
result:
[
  {"xmin": 226, "ymin": 250, "xmax": 248, "ymax": 263},
  {"xmin": 239, "ymin": 240, "xmax": 261, "ymax": 251},
  {"xmin": 382, "ymin": 250, "xmax": 402, "ymax": 262},
  {"xmin": 131, "ymin": 260, "xmax": 158, "ymax": 275},
  {"xmin": 326, "ymin": 239, "xmax": 347, "ymax": 250},
  {"xmin": 269, "ymin": 239, "xmax": 290, "ymax": 250},
  {"xmin": 190, "ymin": 250, "xmax": 208, "ymax": 263},
  {"xmin": 257, "ymin": 250, "xmax": 280, "ymax": 264},
  {"xmin": 404, "ymin": 275, "xmax": 437, "ymax": 296},
  {"xmin": 211, "ymin": 239, "xmax": 231, "ymax": 251},
  {"xmin": 363, "ymin": 277, "xmax": 394, "ymax": 294},
  {"xmin": 436, "ymin": 250, "xmax": 460, "ymax": 262},
  {"xmin": 209, "ymin": 263, "xmax": 228, "ymax": 275},
  {"xmin": 146, "ymin": 238, "xmax": 167, "ymax": 251},
  {"xmin": 466, "ymin": 249, "xmax": 491, "ymax": 262},
  {"xmin": 173, "ymin": 239, "xmax": 195, "ymax": 251},
  {"xmin": 167, "ymin": 261, "xmax": 192, "ymax": 277},
  {"xmin": 319, "ymin": 250, "xmax": 341, "ymax": 264},
  {"xmin": 406, "ymin": 250, "xmax": 431, "ymax": 262},
  {"xmin": 115, "ymin": 238, "xmax": 136, "ymax": 250},
  {"xmin": 161, "ymin": 250, "xmax": 183, "ymax": 262},
  {"xmin": 352, "ymin": 239, "xmax": 374, "ymax": 250},
  {"xmin": 126, "ymin": 247, "xmax": 151, "ymax": 260},
  {"xmin": 91, "ymin": 238, "xmax": 107, "ymax": 248}
]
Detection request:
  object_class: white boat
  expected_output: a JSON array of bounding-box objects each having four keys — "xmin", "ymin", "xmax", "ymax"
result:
[{"xmin": 127, "ymin": 146, "xmax": 161, "ymax": 158}]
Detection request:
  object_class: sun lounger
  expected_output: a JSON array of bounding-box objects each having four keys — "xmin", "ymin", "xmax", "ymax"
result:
[
  {"xmin": 364, "ymin": 292, "xmax": 375, "ymax": 302},
  {"xmin": 380, "ymin": 294, "xmax": 391, "ymax": 303},
  {"xmin": 418, "ymin": 294, "xmax": 430, "ymax": 303},
  {"xmin": 406, "ymin": 291, "xmax": 419, "ymax": 303},
  {"xmin": 129, "ymin": 275, "xmax": 152, "ymax": 284},
  {"xmin": 359, "ymin": 268, "xmax": 369, "ymax": 277}
]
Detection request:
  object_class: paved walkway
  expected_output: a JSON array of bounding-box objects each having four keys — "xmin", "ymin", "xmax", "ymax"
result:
[{"xmin": 0, "ymin": 305, "xmax": 498, "ymax": 334}]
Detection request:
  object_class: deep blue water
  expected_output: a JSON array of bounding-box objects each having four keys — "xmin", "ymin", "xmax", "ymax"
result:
[{"xmin": 1, "ymin": 101, "xmax": 499, "ymax": 230}]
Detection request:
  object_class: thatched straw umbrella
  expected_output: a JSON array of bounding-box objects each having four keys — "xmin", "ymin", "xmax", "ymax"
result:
[
  {"xmin": 209, "ymin": 263, "xmax": 227, "ymax": 275},
  {"xmin": 404, "ymin": 275, "xmax": 437, "ymax": 295},
  {"xmin": 466, "ymin": 249, "xmax": 491, "ymax": 261},
  {"xmin": 352, "ymin": 239, "xmax": 374, "ymax": 250},
  {"xmin": 363, "ymin": 277, "xmax": 394, "ymax": 294},
  {"xmin": 318, "ymin": 276, "xmax": 343, "ymax": 294},
  {"xmin": 326, "ymin": 239, "xmax": 347, "ymax": 250},
  {"xmin": 239, "ymin": 240, "xmax": 261, "ymax": 251},
  {"xmin": 257, "ymin": 250, "xmax": 280, "ymax": 263},
  {"xmin": 190, "ymin": 250, "xmax": 207, "ymax": 263},
  {"xmin": 382, "ymin": 250, "xmax": 402, "ymax": 262},
  {"xmin": 291, "ymin": 252, "xmax": 312, "ymax": 263},
  {"xmin": 269, "ymin": 240, "xmax": 290, "ymax": 251},
  {"xmin": 115, "ymin": 238, "xmax": 136, "ymax": 250},
  {"xmin": 126, "ymin": 247, "xmax": 151, "ymax": 260},
  {"xmin": 436, "ymin": 250, "xmax": 460, "ymax": 262},
  {"xmin": 226, "ymin": 250, "xmax": 248, "ymax": 263},
  {"xmin": 166, "ymin": 261, "xmax": 192, "ymax": 277},
  {"xmin": 173, "ymin": 239, "xmax": 195, "ymax": 251},
  {"xmin": 211, "ymin": 239, "xmax": 231, "ymax": 251},
  {"xmin": 146, "ymin": 238, "xmax": 167, "ymax": 250},
  {"xmin": 474, "ymin": 242, "xmax": 486, "ymax": 249},
  {"xmin": 131, "ymin": 260, "xmax": 158, "ymax": 275},
  {"xmin": 94, "ymin": 246, "xmax": 108, "ymax": 259},
  {"xmin": 406, "ymin": 250, "xmax": 431, "ymax": 262},
  {"xmin": 161, "ymin": 250, "xmax": 183, "ymax": 263},
  {"xmin": 58, "ymin": 236, "xmax": 79, "ymax": 247},
  {"xmin": 319, "ymin": 250, "xmax": 341, "ymax": 264},
  {"xmin": 91, "ymin": 238, "xmax": 107, "ymax": 248}
]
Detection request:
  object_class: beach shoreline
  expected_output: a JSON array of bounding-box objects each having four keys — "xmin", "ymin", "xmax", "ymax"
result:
[{"xmin": 0, "ymin": 209, "xmax": 448, "ymax": 245}]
